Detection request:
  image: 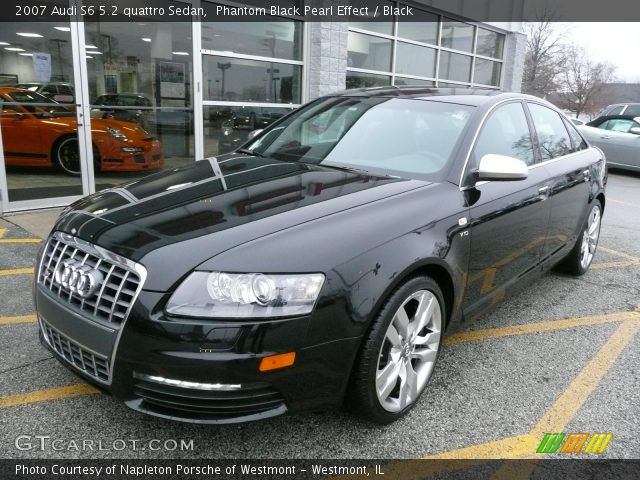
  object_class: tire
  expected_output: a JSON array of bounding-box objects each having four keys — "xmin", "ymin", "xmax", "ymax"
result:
[
  {"xmin": 557, "ymin": 200, "xmax": 602, "ymax": 276},
  {"xmin": 53, "ymin": 136, "xmax": 81, "ymax": 175},
  {"xmin": 348, "ymin": 276, "xmax": 445, "ymax": 424}
]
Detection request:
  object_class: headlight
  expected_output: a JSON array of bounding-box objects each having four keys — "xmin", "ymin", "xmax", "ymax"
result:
[
  {"xmin": 106, "ymin": 127, "xmax": 128, "ymax": 142},
  {"xmin": 166, "ymin": 272, "xmax": 325, "ymax": 318}
]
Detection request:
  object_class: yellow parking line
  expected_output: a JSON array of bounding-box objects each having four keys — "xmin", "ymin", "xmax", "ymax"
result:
[
  {"xmin": 424, "ymin": 318, "xmax": 639, "ymax": 460},
  {"xmin": 529, "ymin": 320, "xmax": 639, "ymax": 439},
  {"xmin": 0, "ymin": 315, "xmax": 37, "ymax": 325},
  {"xmin": 0, "ymin": 268, "xmax": 34, "ymax": 276},
  {"xmin": 0, "ymin": 238, "xmax": 42, "ymax": 244},
  {"xmin": 0, "ymin": 384, "xmax": 99, "ymax": 409},
  {"xmin": 597, "ymin": 246, "xmax": 640, "ymax": 262},
  {"xmin": 443, "ymin": 311, "xmax": 639, "ymax": 346},
  {"xmin": 608, "ymin": 198, "xmax": 640, "ymax": 209}
]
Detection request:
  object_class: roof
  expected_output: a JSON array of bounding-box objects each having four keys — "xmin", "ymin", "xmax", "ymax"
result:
[{"xmin": 331, "ymin": 86, "xmax": 538, "ymax": 107}]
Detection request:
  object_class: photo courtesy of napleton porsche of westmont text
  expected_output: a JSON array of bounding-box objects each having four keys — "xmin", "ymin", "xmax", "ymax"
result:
[{"xmin": 0, "ymin": 0, "xmax": 639, "ymax": 479}]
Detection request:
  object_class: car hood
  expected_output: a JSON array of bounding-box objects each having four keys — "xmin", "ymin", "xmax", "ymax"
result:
[{"xmin": 53, "ymin": 154, "xmax": 429, "ymax": 290}]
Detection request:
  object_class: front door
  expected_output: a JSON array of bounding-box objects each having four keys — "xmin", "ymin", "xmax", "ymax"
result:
[{"xmin": 461, "ymin": 101, "xmax": 551, "ymax": 317}]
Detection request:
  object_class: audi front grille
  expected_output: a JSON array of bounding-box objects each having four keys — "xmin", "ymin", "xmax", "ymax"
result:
[
  {"xmin": 41, "ymin": 318, "xmax": 111, "ymax": 383},
  {"xmin": 38, "ymin": 232, "xmax": 146, "ymax": 326}
]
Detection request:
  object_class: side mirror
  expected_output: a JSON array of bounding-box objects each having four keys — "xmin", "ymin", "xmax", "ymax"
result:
[
  {"xmin": 247, "ymin": 129, "xmax": 263, "ymax": 140},
  {"xmin": 477, "ymin": 154, "xmax": 528, "ymax": 181},
  {"xmin": 629, "ymin": 127, "xmax": 640, "ymax": 135}
]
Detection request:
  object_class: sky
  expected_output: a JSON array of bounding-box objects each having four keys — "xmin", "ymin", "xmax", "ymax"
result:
[{"xmin": 563, "ymin": 23, "xmax": 640, "ymax": 82}]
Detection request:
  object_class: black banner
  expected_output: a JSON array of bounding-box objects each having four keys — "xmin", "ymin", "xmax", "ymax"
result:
[
  {"xmin": 2, "ymin": 459, "xmax": 640, "ymax": 480},
  {"xmin": 4, "ymin": 0, "xmax": 640, "ymax": 22}
]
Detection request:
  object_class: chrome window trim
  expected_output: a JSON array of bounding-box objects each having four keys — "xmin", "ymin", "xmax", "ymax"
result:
[{"xmin": 458, "ymin": 98, "xmax": 596, "ymax": 191}]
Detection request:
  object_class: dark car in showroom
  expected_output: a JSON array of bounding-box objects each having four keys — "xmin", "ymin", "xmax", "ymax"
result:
[
  {"xmin": 577, "ymin": 114, "xmax": 640, "ymax": 172},
  {"xmin": 35, "ymin": 87, "xmax": 606, "ymax": 425}
]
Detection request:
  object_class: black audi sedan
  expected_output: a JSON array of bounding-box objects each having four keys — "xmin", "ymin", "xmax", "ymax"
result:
[{"xmin": 35, "ymin": 88, "xmax": 606, "ymax": 425}]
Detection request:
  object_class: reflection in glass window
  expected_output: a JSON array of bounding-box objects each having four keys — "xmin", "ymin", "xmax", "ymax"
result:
[
  {"xmin": 395, "ymin": 42, "xmax": 436, "ymax": 78},
  {"xmin": 204, "ymin": 105, "xmax": 295, "ymax": 156},
  {"xmin": 474, "ymin": 58, "xmax": 502, "ymax": 86},
  {"xmin": 201, "ymin": 21, "xmax": 302, "ymax": 60},
  {"xmin": 528, "ymin": 103, "xmax": 573, "ymax": 160},
  {"xmin": 394, "ymin": 77, "xmax": 435, "ymax": 87},
  {"xmin": 476, "ymin": 28, "xmax": 505, "ymax": 59},
  {"xmin": 564, "ymin": 119, "xmax": 588, "ymax": 152},
  {"xmin": 347, "ymin": 32, "xmax": 392, "ymax": 71},
  {"xmin": 441, "ymin": 19, "xmax": 474, "ymax": 52},
  {"xmin": 397, "ymin": 13, "xmax": 439, "ymax": 45},
  {"xmin": 473, "ymin": 103, "xmax": 534, "ymax": 166},
  {"xmin": 439, "ymin": 51, "xmax": 472, "ymax": 83},
  {"xmin": 203, "ymin": 55, "xmax": 301, "ymax": 103},
  {"xmin": 346, "ymin": 72, "xmax": 391, "ymax": 89}
]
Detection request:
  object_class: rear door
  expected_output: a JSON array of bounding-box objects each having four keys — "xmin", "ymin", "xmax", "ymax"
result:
[
  {"xmin": 526, "ymin": 102, "xmax": 592, "ymax": 261},
  {"xmin": 462, "ymin": 101, "xmax": 551, "ymax": 316}
]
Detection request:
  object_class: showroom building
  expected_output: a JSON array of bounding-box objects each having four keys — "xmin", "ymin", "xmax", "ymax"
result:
[{"xmin": 0, "ymin": 0, "xmax": 525, "ymax": 213}]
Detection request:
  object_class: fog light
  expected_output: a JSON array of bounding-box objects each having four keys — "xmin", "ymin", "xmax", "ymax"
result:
[
  {"xmin": 259, "ymin": 352, "xmax": 296, "ymax": 372},
  {"xmin": 122, "ymin": 147, "xmax": 144, "ymax": 152}
]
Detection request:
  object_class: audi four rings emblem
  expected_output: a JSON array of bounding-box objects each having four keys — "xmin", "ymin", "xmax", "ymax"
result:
[{"xmin": 52, "ymin": 260, "xmax": 103, "ymax": 298}]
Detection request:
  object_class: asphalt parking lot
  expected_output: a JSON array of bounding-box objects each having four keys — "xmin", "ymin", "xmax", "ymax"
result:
[{"xmin": 0, "ymin": 171, "xmax": 638, "ymax": 463}]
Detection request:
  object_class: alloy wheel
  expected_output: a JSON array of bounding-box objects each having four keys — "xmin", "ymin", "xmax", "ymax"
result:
[
  {"xmin": 56, "ymin": 137, "xmax": 81, "ymax": 175},
  {"xmin": 375, "ymin": 289, "xmax": 442, "ymax": 412},
  {"xmin": 580, "ymin": 204, "xmax": 601, "ymax": 269}
]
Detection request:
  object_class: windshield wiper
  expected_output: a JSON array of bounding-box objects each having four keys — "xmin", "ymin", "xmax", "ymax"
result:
[{"xmin": 236, "ymin": 148, "xmax": 265, "ymax": 158}]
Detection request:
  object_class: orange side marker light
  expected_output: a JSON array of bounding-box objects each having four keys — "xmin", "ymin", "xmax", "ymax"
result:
[{"xmin": 259, "ymin": 352, "xmax": 296, "ymax": 372}]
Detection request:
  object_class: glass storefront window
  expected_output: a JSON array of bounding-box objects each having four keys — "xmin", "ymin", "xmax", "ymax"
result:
[
  {"xmin": 440, "ymin": 19, "xmax": 474, "ymax": 53},
  {"xmin": 397, "ymin": 14, "xmax": 439, "ymax": 45},
  {"xmin": 349, "ymin": 0, "xmax": 394, "ymax": 35},
  {"xmin": 474, "ymin": 58, "xmax": 502, "ymax": 86},
  {"xmin": 0, "ymin": 21, "xmax": 83, "ymax": 203},
  {"xmin": 347, "ymin": 32, "xmax": 392, "ymax": 72},
  {"xmin": 202, "ymin": 20, "xmax": 302, "ymax": 61},
  {"xmin": 476, "ymin": 28, "xmax": 505, "ymax": 59},
  {"xmin": 395, "ymin": 42, "xmax": 436, "ymax": 78},
  {"xmin": 203, "ymin": 56, "xmax": 301, "ymax": 103},
  {"xmin": 394, "ymin": 77, "xmax": 435, "ymax": 87},
  {"xmin": 346, "ymin": 72, "xmax": 391, "ymax": 89},
  {"xmin": 203, "ymin": 105, "xmax": 295, "ymax": 157},
  {"xmin": 439, "ymin": 51, "xmax": 472, "ymax": 83},
  {"xmin": 84, "ymin": 19, "xmax": 194, "ymax": 190}
]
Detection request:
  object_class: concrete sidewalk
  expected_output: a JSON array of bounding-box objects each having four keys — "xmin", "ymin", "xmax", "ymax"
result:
[{"xmin": 1, "ymin": 208, "xmax": 63, "ymax": 239}]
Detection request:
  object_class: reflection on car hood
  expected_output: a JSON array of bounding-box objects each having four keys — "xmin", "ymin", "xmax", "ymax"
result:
[{"xmin": 54, "ymin": 154, "xmax": 429, "ymax": 290}]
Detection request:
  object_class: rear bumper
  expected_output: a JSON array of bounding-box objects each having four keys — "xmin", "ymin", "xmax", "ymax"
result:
[{"xmin": 36, "ymin": 286, "xmax": 360, "ymax": 424}]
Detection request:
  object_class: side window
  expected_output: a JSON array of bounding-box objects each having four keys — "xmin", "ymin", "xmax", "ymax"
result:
[
  {"xmin": 605, "ymin": 105, "xmax": 625, "ymax": 115},
  {"xmin": 472, "ymin": 102, "xmax": 535, "ymax": 167},
  {"xmin": 624, "ymin": 105, "xmax": 640, "ymax": 116},
  {"xmin": 595, "ymin": 119, "xmax": 611, "ymax": 130},
  {"xmin": 604, "ymin": 119, "xmax": 636, "ymax": 133},
  {"xmin": 563, "ymin": 118, "xmax": 588, "ymax": 151},
  {"xmin": 527, "ymin": 103, "xmax": 572, "ymax": 160}
]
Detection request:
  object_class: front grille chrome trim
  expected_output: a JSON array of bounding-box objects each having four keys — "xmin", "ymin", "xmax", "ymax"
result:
[
  {"xmin": 37, "ymin": 232, "xmax": 147, "ymax": 328},
  {"xmin": 40, "ymin": 317, "xmax": 111, "ymax": 384}
]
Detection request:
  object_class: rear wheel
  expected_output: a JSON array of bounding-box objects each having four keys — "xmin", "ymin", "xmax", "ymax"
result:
[
  {"xmin": 557, "ymin": 200, "xmax": 602, "ymax": 275},
  {"xmin": 53, "ymin": 136, "xmax": 81, "ymax": 175},
  {"xmin": 348, "ymin": 276, "xmax": 444, "ymax": 424}
]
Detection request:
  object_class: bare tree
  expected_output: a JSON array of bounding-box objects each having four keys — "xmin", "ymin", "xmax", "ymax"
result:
[
  {"xmin": 558, "ymin": 46, "xmax": 616, "ymax": 118},
  {"xmin": 521, "ymin": 12, "xmax": 567, "ymax": 98}
]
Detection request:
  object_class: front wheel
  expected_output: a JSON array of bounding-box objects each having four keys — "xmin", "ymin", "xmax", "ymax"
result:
[
  {"xmin": 348, "ymin": 276, "xmax": 444, "ymax": 424},
  {"xmin": 557, "ymin": 200, "xmax": 602, "ymax": 275}
]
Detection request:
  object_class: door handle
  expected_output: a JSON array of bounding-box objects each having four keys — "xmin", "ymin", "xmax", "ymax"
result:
[
  {"xmin": 538, "ymin": 186, "xmax": 549, "ymax": 195},
  {"xmin": 600, "ymin": 135, "xmax": 610, "ymax": 139}
]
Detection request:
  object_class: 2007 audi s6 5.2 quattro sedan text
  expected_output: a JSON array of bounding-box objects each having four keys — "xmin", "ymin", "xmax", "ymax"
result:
[{"xmin": 34, "ymin": 88, "xmax": 606, "ymax": 425}]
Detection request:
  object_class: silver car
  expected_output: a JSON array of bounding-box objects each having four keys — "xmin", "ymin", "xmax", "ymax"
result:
[{"xmin": 578, "ymin": 115, "xmax": 640, "ymax": 172}]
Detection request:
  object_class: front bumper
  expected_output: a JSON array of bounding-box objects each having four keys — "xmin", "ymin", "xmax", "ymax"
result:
[
  {"xmin": 36, "ymin": 286, "xmax": 360, "ymax": 424},
  {"xmin": 99, "ymin": 139, "xmax": 164, "ymax": 172}
]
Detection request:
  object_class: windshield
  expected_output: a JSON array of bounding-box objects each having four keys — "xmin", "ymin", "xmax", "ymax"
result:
[
  {"xmin": 7, "ymin": 91, "xmax": 72, "ymax": 116},
  {"xmin": 245, "ymin": 96, "xmax": 474, "ymax": 180}
]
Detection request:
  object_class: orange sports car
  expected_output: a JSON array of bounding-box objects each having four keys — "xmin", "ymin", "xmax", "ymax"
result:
[{"xmin": 0, "ymin": 87, "xmax": 163, "ymax": 174}]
